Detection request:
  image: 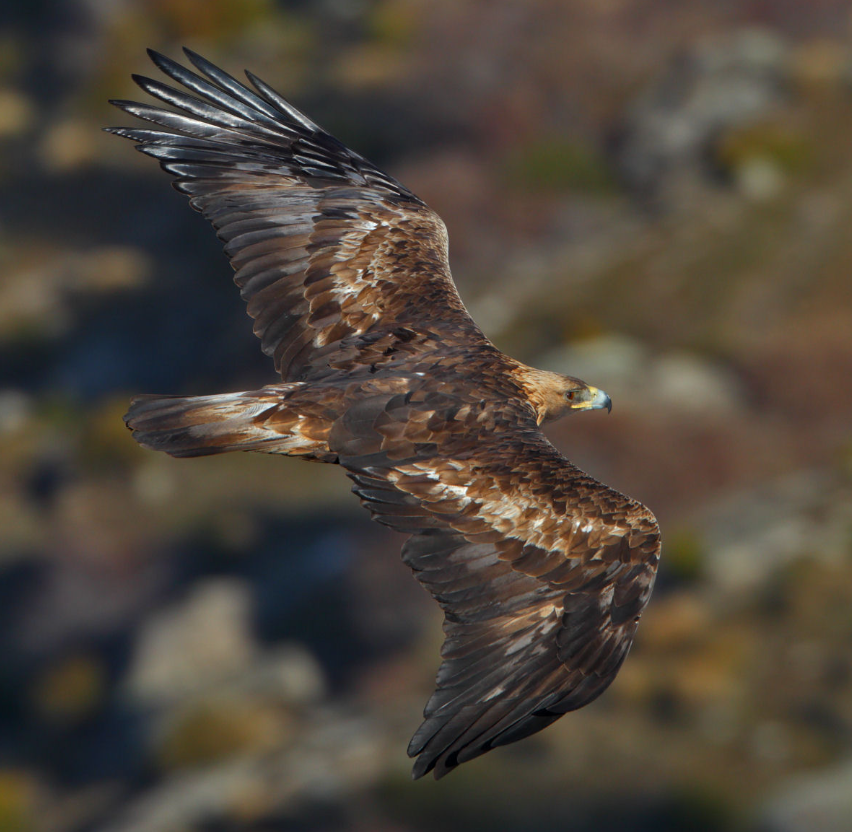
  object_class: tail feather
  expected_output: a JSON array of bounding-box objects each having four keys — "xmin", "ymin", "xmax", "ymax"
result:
[{"xmin": 124, "ymin": 388, "xmax": 332, "ymax": 460}]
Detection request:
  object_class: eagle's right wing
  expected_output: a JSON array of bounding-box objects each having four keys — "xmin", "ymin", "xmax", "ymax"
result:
[
  {"xmin": 108, "ymin": 50, "xmax": 483, "ymax": 382},
  {"xmin": 330, "ymin": 392, "xmax": 661, "ymax": 780}
]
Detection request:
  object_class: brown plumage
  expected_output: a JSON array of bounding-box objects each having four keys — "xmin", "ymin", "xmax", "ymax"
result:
[{"xmin": 109, "ymin": 49, "xmax": 661, "ymax": 780}]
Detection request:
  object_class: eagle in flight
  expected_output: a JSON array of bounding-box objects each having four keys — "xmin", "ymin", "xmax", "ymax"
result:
[{"xmin": 110, "ymin": 49, "xmax": 661, "ymax": 780}]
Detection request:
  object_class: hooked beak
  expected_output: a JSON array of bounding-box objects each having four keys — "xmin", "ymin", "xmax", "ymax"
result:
[{"xmin": 571, "ymin": 385, "xmax": 612, "ymax": 414}]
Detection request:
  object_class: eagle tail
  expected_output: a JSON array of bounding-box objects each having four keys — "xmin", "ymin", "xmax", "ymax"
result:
[{"xmin": 124, "ymin": 388, "xmax": 332, "ymax": 460}]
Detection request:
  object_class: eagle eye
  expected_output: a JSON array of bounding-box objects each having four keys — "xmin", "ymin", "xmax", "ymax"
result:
[{"xmin": 565, "ymin": 390, "xmax": 577, "ymax": 402}]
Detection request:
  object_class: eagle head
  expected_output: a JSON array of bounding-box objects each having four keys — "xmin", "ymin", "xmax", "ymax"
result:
[{"xmin": 517, "ymin": 367, "xmax": 612, "ymax": 425}]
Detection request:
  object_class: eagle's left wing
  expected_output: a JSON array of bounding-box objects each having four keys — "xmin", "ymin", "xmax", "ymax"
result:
[
  {"xmin": 107, "ymin": 50, "xmax": 484, "ymax": 383},
  {"xmin": 331, "ymin": 394, "xmax": 661, "ymax": 779}
]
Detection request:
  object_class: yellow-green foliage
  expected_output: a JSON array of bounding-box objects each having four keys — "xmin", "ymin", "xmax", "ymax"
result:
[
  {"xmin": 716, "ymin": 119, "xmax": 813, "ymax": 175},
  {"xmin": 147, "ymin": 0, "xmax": 274, "ymax": 41},
  {"xmin": 32, "ymin": 654, "xmax": 106, "ymax": 724},
  {"xmin": 157, "ymin": 701, "xmax": 283, "ymax": 770},
  {"xmin": 503, "ymin": 137, "xmax": 617, "ymax": 195},
  {"xmin": 368, "ymin": 0, "xmax": 421, "ymax": 49},
  {"xmin": 80, "ymin": 396, "xmax": 146, "ymax": 471},
  {"xmin": 0, "ymin": 771, "xmax": 36, "ymax": 832},
  {"xmin": 664, "ymin": 527, "xmax": 706, "ymax": 584},
  {"xmin": 664, "ymin": 783, "xmax": 734, "ymax": 832}
]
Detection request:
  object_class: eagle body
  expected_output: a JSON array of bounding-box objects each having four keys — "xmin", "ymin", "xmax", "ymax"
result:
[{"xmin": 110, "ymin": 49, "xmax": 661, "ymax": 780}]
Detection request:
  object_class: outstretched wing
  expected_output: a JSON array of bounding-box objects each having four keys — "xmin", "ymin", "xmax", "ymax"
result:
[
  {"xmin": 108, "ymin": 49, "xmax": 482, "ymax": 382},
  {"xmin": 330, "ymin": 390, "xmax": 661, "ymax": 779}
]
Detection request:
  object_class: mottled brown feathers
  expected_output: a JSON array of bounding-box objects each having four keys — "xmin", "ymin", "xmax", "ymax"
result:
[{"xmin": 113, "ymin": 49, "xmax": 661, "ymax": 780}]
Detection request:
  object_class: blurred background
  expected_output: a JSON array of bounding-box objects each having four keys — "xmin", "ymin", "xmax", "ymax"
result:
[{"xmin": 2, "ymin": 1, "xmax": 852, "ymax": 830}]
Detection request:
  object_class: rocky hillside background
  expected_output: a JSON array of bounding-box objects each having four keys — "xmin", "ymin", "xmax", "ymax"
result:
[{"xmin": 2, "ymin": 1, "xmax": 852, "ymax": 831}]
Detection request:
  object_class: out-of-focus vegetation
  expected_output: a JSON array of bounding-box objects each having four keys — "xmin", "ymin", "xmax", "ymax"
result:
[{"xmin": 2, "ymin": 1, "xmax": 852, "ymax": 830}]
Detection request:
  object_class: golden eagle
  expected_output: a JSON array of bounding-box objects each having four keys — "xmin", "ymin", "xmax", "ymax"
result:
[{"xmin": 109, "ymin": 49, "xmax": 660, "ymax": 780}]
